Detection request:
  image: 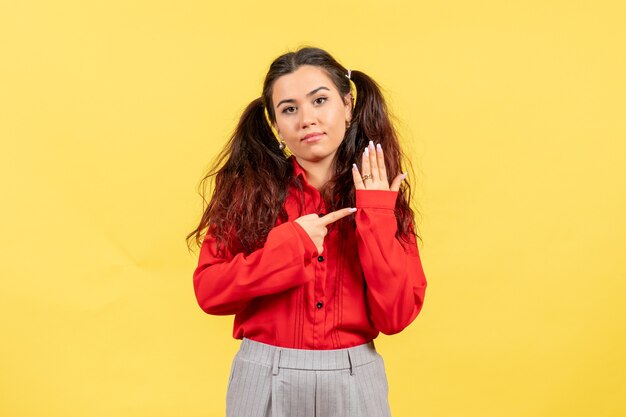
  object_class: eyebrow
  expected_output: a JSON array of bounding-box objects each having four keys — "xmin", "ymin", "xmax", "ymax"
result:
[{"xmin": 276, "ymin": 86, "xmax": 331, "ymax": 108}]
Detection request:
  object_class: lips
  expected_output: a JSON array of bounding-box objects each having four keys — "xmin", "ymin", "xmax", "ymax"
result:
[{"xmin": 301, "ymin": 132, "xmax": 324, "ymax": 141}]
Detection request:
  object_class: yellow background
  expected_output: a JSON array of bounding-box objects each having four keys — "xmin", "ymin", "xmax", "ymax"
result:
[{"xmin": 1, "ymin": 1, "xmax": 625, "ymax": 416}]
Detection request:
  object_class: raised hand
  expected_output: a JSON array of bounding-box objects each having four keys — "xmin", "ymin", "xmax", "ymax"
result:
[
  {"xmin": 352, "ymin": 141, "xmax": 407, "ymax": 192},
  {"xmin": 294, "ymin": 207, "xmax": 357, "ymax": 254}
]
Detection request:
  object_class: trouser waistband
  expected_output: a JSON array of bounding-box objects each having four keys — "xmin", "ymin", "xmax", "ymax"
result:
[{"xmin": 237, "ymin": 337, "xmax": 380, "ymax": 376}]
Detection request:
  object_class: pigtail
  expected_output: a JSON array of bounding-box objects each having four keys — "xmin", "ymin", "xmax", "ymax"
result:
[
  {"xmin": 334, "ymin": 70, "xmax": 419, "ymax": 247},
  {"xmin": 186, "ymin": 97, "xmax": 293, "ymax": 256},
  {"xmin": 349, "ymin": 70, "xmax": 403, "ymax": 181}
]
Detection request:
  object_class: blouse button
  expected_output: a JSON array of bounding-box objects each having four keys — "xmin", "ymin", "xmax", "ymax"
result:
[
  {"xmin": 317, "ymin": 255, "xmax": 324, "ymax": 262},
  {"xmin": 316, "ymin": 301, "xmax": 324, "ymax": 309}
]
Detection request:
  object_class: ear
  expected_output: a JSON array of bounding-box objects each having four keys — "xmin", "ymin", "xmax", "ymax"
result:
[{"xmin": 343, "ymin": 93, "xmax": 353, "ymax": 122}]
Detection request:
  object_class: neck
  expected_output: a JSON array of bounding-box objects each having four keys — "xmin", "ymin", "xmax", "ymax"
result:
[{"xmin": 296, "ymin": 156, "xmax": 335, "ymax": 190}]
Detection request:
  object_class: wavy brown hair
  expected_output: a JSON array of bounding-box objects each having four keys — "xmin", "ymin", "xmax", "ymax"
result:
[{"xmin": 186, "ymin": 46, "xmax": 421, "ymax": 256}]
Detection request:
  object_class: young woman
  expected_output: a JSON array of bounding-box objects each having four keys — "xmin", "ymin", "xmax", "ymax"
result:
[{"xmin": 187, "ymin": 46, "xmax": 427, "ymax": 417}]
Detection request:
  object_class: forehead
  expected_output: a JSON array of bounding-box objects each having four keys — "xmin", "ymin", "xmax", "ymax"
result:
[{"xmin": 272, "ymin": 65, "xmax": 337, "ymax": 101}]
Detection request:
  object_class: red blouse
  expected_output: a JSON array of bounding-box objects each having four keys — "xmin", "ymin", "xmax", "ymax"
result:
[{"xmin": 193, "ymin": 156, "xmax": 427, "ymax": 349}]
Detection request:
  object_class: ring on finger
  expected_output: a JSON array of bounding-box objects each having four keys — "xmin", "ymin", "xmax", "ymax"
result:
[{"xmin": 361, "ymin": 174, "xmax": 372, "ymax": 181}]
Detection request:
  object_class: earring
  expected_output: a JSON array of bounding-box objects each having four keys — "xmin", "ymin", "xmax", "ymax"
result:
[
  {"xmin": 277, "ymin": 132, "xmax": 286, "ymax": 150},
  {"xmin": 346, "ymin": 120, "xmax": 351, "ymax": 128}
]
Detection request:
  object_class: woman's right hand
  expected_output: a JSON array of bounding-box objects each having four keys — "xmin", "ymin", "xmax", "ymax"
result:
[{"xmin": 294, "ymin": 207, "xmax": 357, "ymax": 254}]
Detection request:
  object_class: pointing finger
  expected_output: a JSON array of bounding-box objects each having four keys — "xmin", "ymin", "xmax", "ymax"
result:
[{"xmin": 319, "ymin": 207, "xmax": 357, "ymax": 226}]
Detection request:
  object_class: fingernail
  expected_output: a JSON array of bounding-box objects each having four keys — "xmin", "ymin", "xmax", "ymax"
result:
[
  {"xmin": 349, "ymin": 208, "xmax": 357, "ymax": 212},
  {"xmin": 364, "ymin": 147, "xmax": 369, "ymax": 155},
  {"xmin": 376, "ymin": 143, "xmax": 382, "ymax": 152},
  {"xmin": 352, "ymin": 163, "xmax": 358, "ymax": 170},
  {"xmin": 402, "ymin": 171, "xmax": 408, "ymax": 179},
  {"xmin": 369, "ymin": 140, "xmax": 374, "ymax": 148}
]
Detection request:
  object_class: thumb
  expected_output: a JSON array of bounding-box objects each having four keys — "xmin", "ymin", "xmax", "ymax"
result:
[{"xmin": 389, "ymin": 172, "xmax": 407, "ymax": 192}]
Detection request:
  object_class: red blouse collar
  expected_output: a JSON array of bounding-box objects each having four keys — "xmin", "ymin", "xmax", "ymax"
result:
[{"xmin": 289, "ymin": 155, "xmax": 307, "ymax": 180}]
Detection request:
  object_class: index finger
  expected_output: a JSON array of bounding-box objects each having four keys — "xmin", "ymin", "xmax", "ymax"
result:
[{"xmin": 319, "ymin": 207, "xmax": 357, "ymax": 226}]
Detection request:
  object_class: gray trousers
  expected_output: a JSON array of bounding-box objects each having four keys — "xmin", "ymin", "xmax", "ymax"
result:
[{"xmin": 226, "ymin": 337, "xmax": 392, "ymax": 417}]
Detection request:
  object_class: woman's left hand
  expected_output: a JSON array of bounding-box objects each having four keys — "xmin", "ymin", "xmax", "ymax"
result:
[{"xmin": 352, "ymin": 141, "xmax": 407, "ymax": 192}]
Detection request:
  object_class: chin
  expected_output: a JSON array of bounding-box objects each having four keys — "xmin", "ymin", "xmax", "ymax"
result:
[{"xmin": 296, "ymin": 152, "xmax": 332, "ymax": 163}]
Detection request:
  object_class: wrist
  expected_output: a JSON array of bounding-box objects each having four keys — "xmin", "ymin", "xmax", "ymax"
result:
[{"xmin": 355, "ymin": 189, "xmax": 398, "ymax": 209}]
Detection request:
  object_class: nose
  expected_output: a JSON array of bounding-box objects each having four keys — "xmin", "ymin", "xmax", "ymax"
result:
[{"xmin": 299, "ymin": 103, "xmax": 317, "ymax": 128}]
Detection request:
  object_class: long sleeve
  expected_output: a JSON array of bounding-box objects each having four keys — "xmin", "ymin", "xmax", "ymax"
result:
[
  {"xmin": 354, "ymin": 189, "xmax": 428, "ymax": 335},
  {"xmin": 193, "ymin": 220, "xmax": 318, "ymax": 315}
]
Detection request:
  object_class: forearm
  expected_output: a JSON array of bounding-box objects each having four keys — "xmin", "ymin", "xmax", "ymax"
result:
[
  {"xmin": 355, "ymin": 189, "xmax": 427, "ymax": 334},
  {"xmin": 193, "ymin": 221, "xmax": 317, "ymax": 315}
]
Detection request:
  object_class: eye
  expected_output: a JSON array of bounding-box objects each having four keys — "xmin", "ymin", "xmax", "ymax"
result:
[
  {"xmin": 282, "ymin": 106, "xmax": 296, "ymax": 114},
  {"xmin": 314, "ymin": 96, "xmax": 328, "ymax": 105}
]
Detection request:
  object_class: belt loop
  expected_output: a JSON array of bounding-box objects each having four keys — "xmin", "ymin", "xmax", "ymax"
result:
[
  {"xmin": 347, "ymin": 349, "xmax": 355, "ymax": 376},
  {"xmin": 272, "ymin": 348, "xmax": 281, "ymax": 376}
]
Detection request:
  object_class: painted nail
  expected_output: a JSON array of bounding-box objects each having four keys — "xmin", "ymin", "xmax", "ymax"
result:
[
  {"xmin": 376, "ymin": 143, "xmax": 382, "ymax": 152},
  {"xmin": 369, "ymin": 140, "xmax": 374, "ymax": 148},
  {"xmin": 364, "ymin": 147, "xmax": 369, "ymax": 155},
  {"xmin": 352, "ymin": 163, "xmax": 358, "ymax": 170}
]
